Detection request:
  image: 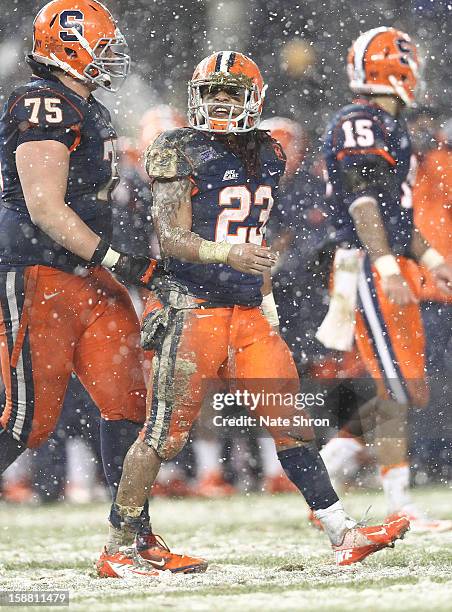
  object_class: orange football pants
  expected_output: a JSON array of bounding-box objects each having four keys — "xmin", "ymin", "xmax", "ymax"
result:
[
  {"xmin": 140, "ymin": 295, "xmax": 309, "ymax": 460},
  {"xmin": 355, "ymin": 256, "xmax": 428, "ymax": 407},
  {"xmin": 0, "ymin": 265, "xmax": 146, "ymax": 448}
]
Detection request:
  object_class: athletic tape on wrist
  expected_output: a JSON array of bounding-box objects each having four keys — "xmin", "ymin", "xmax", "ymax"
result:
[
  {"xmin": 199, "ymin": 240, "xmax": 231, "ymax": 264},
  {"xmin": 101, "ymin": 247, "xmax": 121, "ymax": 269},
  {"xmin": 420, "ymin": 247, "xmax": 445, "ymax": 270},
  {"xmin": 374, "ymin": 254, "xmax": 401, "ymax": 279},
  {"xmin": 261, "ymin": 292, "xmax": 279, "ymax": 327}
]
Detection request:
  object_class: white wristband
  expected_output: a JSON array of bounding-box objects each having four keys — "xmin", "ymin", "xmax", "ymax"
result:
[
  {"xmin": 101, "ymin": 247, "xmax": 121, "ymax": 269},
  {"xmin": 261, "ymin": 292, "xmax": 279, "ymax": 327},
  {"xmin": 420, "ymin": 247, "xmax": 445, "ymax": 270},
  {"xmin": 374, "ymin": 254, "xmax": 401, "ymax": 279},
  {"xmin": 199, "ymin": 240, "xmax": 232, "ymax": 264}
]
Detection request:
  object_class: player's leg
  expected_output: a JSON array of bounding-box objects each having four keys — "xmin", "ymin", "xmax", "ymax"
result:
[
  {"xmin": 234, "ymin": 309, "xmax": 409, "ymax": 564},
  {"xmin": 234, "ymin": 327, "xmax": 343, "ymax": 530},
  {"xmin": 0, "ymin": 267, "xmax": 75, "ymax": 470},
  {"xmin": 97, "ymin": 305, "xmax": 230, "ymax": 576},
  {"xmin": 355, "ymin": 257, "xmax": 426, "ymax": 515},
  {"xmin": 72, "ymin": 269, "xmax": 148, "ymax": 527}
]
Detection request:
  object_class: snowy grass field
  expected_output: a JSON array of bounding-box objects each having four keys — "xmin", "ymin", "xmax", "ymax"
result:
[{"xmin": 0, "ymin": 486, "xmax": 451, "ymax": 612}]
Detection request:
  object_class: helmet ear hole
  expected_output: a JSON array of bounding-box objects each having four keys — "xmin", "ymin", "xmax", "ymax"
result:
[{"xmin": 65, "ymin": 48, "xmax": 77, "ymax": 59}]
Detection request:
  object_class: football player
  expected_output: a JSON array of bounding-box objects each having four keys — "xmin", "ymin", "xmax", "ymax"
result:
[
  {"xmin": 0, "ymin": 0, "xmax": 159, "ymax": 567},
  {"xmin": 97, "ymin": 51, "xmax": 410, "ymax": 577},
  {"xmin": 321, "ymin": 27, "xmax": 452, "ymax": 529}
]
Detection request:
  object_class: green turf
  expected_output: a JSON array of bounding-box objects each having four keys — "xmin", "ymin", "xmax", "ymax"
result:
[{"xmin": 0, "ymin": 486, "xmax": 451, "ymax": 611}]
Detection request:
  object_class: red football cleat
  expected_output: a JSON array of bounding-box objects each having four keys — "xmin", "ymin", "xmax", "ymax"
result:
[
  {"xmin": 386, "ymin": 508, "xmax": 452, "ymax": 533},
  {"xmin": 333, "ymin": 516, "xmax": 410, "ymax": 566},
  {"xmin": 96, "ymin": 547, "xmax": 161, "ymax": 578},
  {"xmin": 136, "ymin": 532, "xmax": 208, "ymax": 573},
  {"xmin": 193, "ymin": 471, "xmax": 236, "ymax": 498}
]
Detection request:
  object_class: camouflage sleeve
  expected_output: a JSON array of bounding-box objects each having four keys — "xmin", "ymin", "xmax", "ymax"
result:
[{"xmin": 144, "ymin": 131, "xmax": 193, "ymax": 179}]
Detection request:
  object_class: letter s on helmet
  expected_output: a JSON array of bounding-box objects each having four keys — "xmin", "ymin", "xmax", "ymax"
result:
[
  {"xmin": 31, "ymin": 0, "xmax": 130, "ymax": 92},
  {"xmin": 188, "ymin": 51, "xmax": 267, "ymax": 133},
  {"xmin": 347, "ymin": 27, "xmax": 421, "ymax": 107}
]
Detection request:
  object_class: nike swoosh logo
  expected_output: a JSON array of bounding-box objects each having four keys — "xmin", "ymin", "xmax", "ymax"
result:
[
  {"xmin": 147, "ymin": 558, "xmax": 166, "ymax": 567},
  {"xmin": 268, "ymin": 170, "xmax": 278, "ymax": 176},
  {"xmin": 108, "ymin": 561, "xmax": 159, "ymax": 577},
  {"xmin": 43, "ymin": 291, "xmax": 62, "ymax": 300},
  {"xmin": 196, "ymin": 314, "xmax": 214, "ymax": 318}
]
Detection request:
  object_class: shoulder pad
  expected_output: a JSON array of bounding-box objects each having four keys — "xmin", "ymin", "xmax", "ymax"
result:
[
  {"xmin": 144, "ymin": 128, "xmax": 193, "ymax": 179},
  {"xmin": 328, "ymin": 106, "xmax": 393, "ymax": 164},
  {"xmin": 9, "ymin": 83, "xmax": 84, "ymax": 131}
]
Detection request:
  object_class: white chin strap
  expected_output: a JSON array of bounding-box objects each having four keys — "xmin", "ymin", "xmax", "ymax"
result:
[
  {"xmin": 35, "ymin": 26, "xmax": 127, "ymax": 91},
  {"xmin": 48, "ymin": 52, "xmax": 87, "ymax": 82},
  {"xmin": 388, "ymin": 75, "xmax": 412, "ymax": 106}
]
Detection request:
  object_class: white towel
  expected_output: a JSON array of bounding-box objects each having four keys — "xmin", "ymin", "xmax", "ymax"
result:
[{"xmin": 316, "ymin": 248, "xmax": 362, "ymax": 352}]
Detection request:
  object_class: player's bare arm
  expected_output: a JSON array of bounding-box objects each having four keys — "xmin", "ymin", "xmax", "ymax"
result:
[
  {"xmin": 17, "ymin": 138, "xmax": 157, "ymax": 288},
  {"xmin": 152, "ymin": 176, "xmax": 276, "ymax": 275},
  {"xmin": 411, "ymin": 227, "xmax": 452, "ymax": 294},
  {"xmin": 16, "ymin": 140, "xmax": 102, "ymax": 261},
  {"xmin": 152, "ymin": 176, "xmax": 203, "ymax": 261},
  {"xmin": 350, "ymin": 196, "xmax": 417, "ymax": 305}
]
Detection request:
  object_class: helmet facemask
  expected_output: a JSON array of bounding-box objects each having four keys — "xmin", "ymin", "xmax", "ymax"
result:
[
  {"xmin": 38, "ymin": 25, "xmax": 130, "ymax": 92},
  {"xmin": 74, "ymin": 27, "xmax": 130, "ymax": 92},
  {"xmin": 188, "ymin": 72, "xmax": 266, "ymax": 133}
]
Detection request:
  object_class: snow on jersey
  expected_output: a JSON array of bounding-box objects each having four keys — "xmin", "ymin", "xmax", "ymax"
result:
[
  {"xmin": 323, "ymin": 99, "xmax": 417, "ymax": 256},
  {"xmin": 146, "ymin": 127, "xmax": 286, "ymax": 306},
  {"xmin": 0, "ymin": 74, "xmax": 118, "ymax": 271}
]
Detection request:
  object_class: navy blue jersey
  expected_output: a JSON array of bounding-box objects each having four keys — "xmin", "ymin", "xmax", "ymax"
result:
[
  {"xmin": 269, "ymin": 165, "xmax": 330, "ymax": 366},
  {"xmin": 323, "ymin": 99, "xmax": 417, "ymax": 256},
  {"xmin": 146, "ymin": 127, "xmax": 286, "ymax": 306},
  {"xmin": 0, "ymin": 74, "xmax": 118, "ymax": 271}
]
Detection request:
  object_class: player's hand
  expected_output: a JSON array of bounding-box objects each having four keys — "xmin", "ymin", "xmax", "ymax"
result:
[
  {"xmin": 227, "ymin": 244, "xmax": 278, "ymax": 276},
  {"xmin": 381, "ymin": 274, "xmax": 418, "ymax": 306},
  {"xmin": 112, "ymin": 253, "xmax": 161, "ymax": 289},
  {"xmin": 91, "ymin": 239, "xmax": 162, "ymax": 289},
  {"xmin": 430, "ymin": 262, "xmax": 452, "ymax": 295}
]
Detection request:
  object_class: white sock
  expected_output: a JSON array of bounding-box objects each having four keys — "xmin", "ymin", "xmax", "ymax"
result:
[
  {"xmin": 194, "ymin": 440, "xmax": 221, "ymax": 477},
  {"xmin": 259, "ymin": 438, "xmax": 282, "ymax": 478},
  {"xmin": 380, "ymin": 465, "xmax": 412, "ymax": 513},
  {"xmin": 320, "ymin": 437, "xmax": 363, "ymax": 483},
  {"xmin": 156, "ymin": 461, "xmax": 181, "ymax": 483},
  {"xmin": 315, "ymin": 500, "xmax": 357, "ymax": 546}
]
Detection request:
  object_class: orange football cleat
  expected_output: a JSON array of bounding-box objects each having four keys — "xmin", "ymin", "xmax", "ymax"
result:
[
  {"xmin": 386, "ymin": 508, "xmax": 452, "ymax": 533},
  {"xmin": 136, "ymin": 532, "xmax": 208, "ymax": 574},
  {"xmin": 164, "ymin": 478, "xmax": 194, "ymax": 498},
  {"xmin": 1, "ymin": 479, "xmax": 34, "ymax": 503},
  {"xmin": 96, "ymin": 547, "xmax": 161, "ymax": 578},
  {"xmin": 333, "ymin": 516, "xmax": 410, "ymax": 566},
  {"xmin": 194, "ymin": 470, "xmax": 236, "ymax": 498}
]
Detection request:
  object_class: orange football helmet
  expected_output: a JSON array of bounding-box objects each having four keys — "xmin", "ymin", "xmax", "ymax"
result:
[
  {"xmin": 31, "ymin": 0, "xmax": 130, "ymax": 92},
  {"xmin": 188, "ymin": 51, "xmax": 267, "ymax": 133},
  {"xmin": 259, "ymin": 117, "xmax": 308, "ymax": 176},
  {"xmin": 347, "ymin": 27, "xmax": 421, "ymax": 106}
]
